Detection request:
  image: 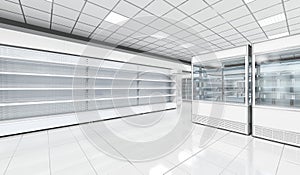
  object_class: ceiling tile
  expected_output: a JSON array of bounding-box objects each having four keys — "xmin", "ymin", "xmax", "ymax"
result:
[
  {"xmin": 236, "ymin": 22, "xmax": 260, "ymax": 32},
  {"xmin": 265, "ymin": 27, "xmax": 288, "ymax": 36},
  {"xmin": 204, "ymin": 0, "xmax": 221, "ymax": 5},
  {"xmin": 253, "ymin": 4, "xmax": 283, "ymax": 20},
  {"xmin": 198, "ymin": 29, "xmax": 215, "ymax": 38},
  {"xmin": 290, "ymin": 23, "xmax": 300, "ymax": 31},
  {"xmin": 99, "ymin": 21, "xmax": 120, "ymax": 32},
  {"xmin": 230, "ymin": 15, "xmax": 255, "ymax": 27},
  {"xmin": 175, "ymin": 30, "xmax": 191, "ymax": 38},
  {"xmin": 26, "ymin": 16, "xmax": 49, "ymax": 28},
  {"xmin": 23, "ymin": 6, "xmax": 50, "ymax": 21},
  {"xmin": 134, "ymin": 11, "xmax": 157, "ymax": 25},
  {"xmin": 286, "ymin": 8, "xmax": 300, "ymax": 19},
  {"xmin": 202, "ymin": 16, "xmax": 226, "ymax": 28},
  {"xmin": 113, "ymin": 1, "xmax": 140, "ymax": 18},
  {"xmin": 190, "ymin": 24, "xmax": 206, "ymax": 32},
  {"xmin": 219, "ymin": 29, "xmax": 239, "ymax": 37},
  {"xmin": 247, "ymin": 33, "xmax": 267, "ymax": 40},
  {"xmin": 163, "ymin": 24, "xmax": 182, "ymax": 34},
  {"xmin": 178, "ymin": 0, "xmax": 207, "ymax": 15},
  {"xmin": 242, "ymin": 28, "xmax": 263, "ymax": 37},
  {"xmin": 82, "ymin": 2, "xmax": 109, "ymax": 19},
  {"xmin": 77, "ymin": 13, "xmax": 100, "ymax": 27},
  {"xmin": 74, "ymin": 22, "xmax": 95, "ymax": 33},
  {"xmin": 0, "ymin": 0, "xmax": 22, "ymax": 14},
  {"xmin": 225, "ymin": 33, "xmax": 244, "ymax": 41},
  {"xmin": 88, "ymin": 0, "xmax": 119, "ymax": 9},
  {"xmin": 53, "ymin": 4, "xmax": 79, "ymax": 20},
  {"xmin": 165, "ymin": 0, "xmax": 187, "ymax": 7},
  {"xmin": 145, "ymin": 0, "xmax": 173, "ymax": 16},
  {"xmin": 212, "ymin": 0, "xmax": 244, "ymax": 14},
  {"xmin": 247, "ymin": 0, "xmax": 281, "ymax": 13},
  {"xmin": 149, "ymin": 18, "xmax": 171, "ymax": 30},
  {"xmin": 262, "ymin": 21, "xmax": 287, "ymax": 31},
  {"xmin": 222, "ymin": 5, "xmax": 249, "ymax": 22},
  {"xmin": 163, "ymin": 9, "xmax": 186, "ymax": 21},
  {"xmin": 51, "ymin": 23, "xmax": 72, "ymax": 33},
  {"xmin": 72, "ymin": 29, "xmax": 90, "ymax": 37},
  {"xmin": 52, "ymin": 15, "xmax": 76, "ymax": 28},
  {"xmin": 289, "ymin": 17, "xmax": 300, "ymax": 25},
  {"xmin": 138, "ymin": 26, "xmax": 158, "ymax": 35},
  {"xmin": 123, "ymin": 20, "xmax": 145, "ymax": 31},
  {"xmin": 290, "ymin": 28, "xmax": 300, "ymax": 35},
  {"xmin": 55, "ymin": 0, "xmax": 85, "ymax": 11},
  {"xmin": 212, "ymin": 23, "xmax": 232, "ymax": 33},
  {"xmin": 21, "ymin": 0, "xmax": 51, "ymax": 13},
  {"xmin": 124, "ymin": 0, "xmax": 153, "ymax": 8},
  {"xmin": 192, "ymin": 7, "xmax": 218, "ymax": 22},
  {"xmin": 0, "ymin": 9, "xmax": 24, "ymax": 22},
  {"xmin": 179, "ymin": 17, "xmax": 198, "ymax": 28},
  {"xmin": 284, "ymin": 0, "xmax": 300, "ymax": 11}
]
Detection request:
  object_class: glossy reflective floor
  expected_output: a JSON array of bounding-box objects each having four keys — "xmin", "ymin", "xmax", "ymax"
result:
[{"xmin": 0, "ymin": 103, "xmax": 300, "ymax": 175}]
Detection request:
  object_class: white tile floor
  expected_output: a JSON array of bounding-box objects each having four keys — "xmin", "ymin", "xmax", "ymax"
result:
[{"xmin": 1, "ymin": 105, "xmax": 300, "ymax": 175}]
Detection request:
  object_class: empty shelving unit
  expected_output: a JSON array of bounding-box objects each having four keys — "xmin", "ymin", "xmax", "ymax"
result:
[
  {"xmin": 0, "ymin": 45, "xmax": 177, "ymax": 136},
  {"xmin": 192, "ymin": 45, "xmax": 252, "ymax": 135}
]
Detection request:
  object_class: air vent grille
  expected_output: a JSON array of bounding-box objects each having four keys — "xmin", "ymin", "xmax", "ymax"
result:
[
  {"xmin": 192, "ymin": 114, "xmax": 247, "ymax": 134},
  {"xmin": 254, "ymin": 125, "xmax": 300, "ymax": 146}
]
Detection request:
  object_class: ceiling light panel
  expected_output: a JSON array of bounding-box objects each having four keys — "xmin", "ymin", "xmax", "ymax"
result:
[
  {"xmin": 104, "ymin": 12, "xmax": 129, "ymax": 25},
  {"xmin": 258, "ymin": 13, "xmax": 286, "ymax": 27},
  {"xmin": 151, "ymin": 32, "xmax": 169, "ymax": 39}
]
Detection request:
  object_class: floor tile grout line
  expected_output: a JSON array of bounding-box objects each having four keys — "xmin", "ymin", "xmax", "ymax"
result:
[
  {"xmin": 218, "ymin": 137, "xmax": 254, "ymax": 175},
  {"xmin": 163, "ymin": 131, "xmax": 232, "ymax": 175},
  {"xmin": 88, "ymin": 124, "xmax": 144, "ymax": 175},
  {"xmin": 69, "ymin": 127, "xmax": 99, "ymax": 175},
  {"xmin": 3, "ymin": 135, "xmax": 23, "ymax": 175},
  {"xmin": 47, "ymin": 130, "xmax": 52, "ymax": 175},
  {"xmin": 275, "ymin": 144, "xmax": 285, "ymax": 175}
]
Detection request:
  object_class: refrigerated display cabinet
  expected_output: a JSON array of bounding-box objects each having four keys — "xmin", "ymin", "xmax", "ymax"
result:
[
  {"xmin": 192, "ymin": 45, "xmax": 252, "ymax": 134},
  {"xmin": 253, "ymin": 34, "xmax": 300, "ymax": 146}
]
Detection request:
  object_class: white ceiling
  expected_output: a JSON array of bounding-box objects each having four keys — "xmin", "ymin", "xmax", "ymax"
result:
[{"xmin": 0, "ymin": 0, "xmax": 300, "ymax": 61}]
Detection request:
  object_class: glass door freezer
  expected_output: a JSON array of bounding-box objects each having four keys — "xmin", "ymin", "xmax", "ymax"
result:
[
  {"xmin": 252, "ymin": 34, "xmax": 300, "ymax": 147},
  {"xmin": 192, "ymin": 45, "xmax": 252, "ymax": 135}
]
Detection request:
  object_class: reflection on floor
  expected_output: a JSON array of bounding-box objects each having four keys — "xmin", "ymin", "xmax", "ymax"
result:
[{"xmin": 0, "ymin": 108, "xmax": 299, "ymax": 175}]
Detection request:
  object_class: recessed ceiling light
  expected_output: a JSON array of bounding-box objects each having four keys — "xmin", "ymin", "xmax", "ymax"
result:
[
  {"xmin": 244, "ymin": 0, "xmax": 256, "ymax": 4},
  {"xmin": 104, "ymin": 12, "xmax": 129, "ymax": 25},
  {"xmin": 268, "ymin": 32, "xmax": 289, "ymax": 39},
  {"xmin": 181, "ymin": 43, "xmax": 194, "ymax": 48},
  {"xmin": 45, "ymin": 0, "xmax": 53, "ymax": 2},
  {"xmin": 258, "ymin": 13, "xmax": 286, "ymax": 27},
  {"xmin": 151, "ymin": 32, "xmax": 169, "ymax": 39}
]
